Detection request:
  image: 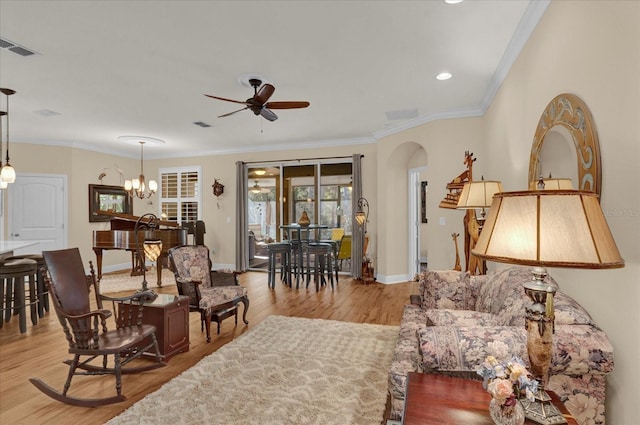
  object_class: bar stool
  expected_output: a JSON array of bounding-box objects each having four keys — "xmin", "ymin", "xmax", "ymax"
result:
[
  {"xmin": 267, "ymin": 243, "xmax": 292, "ymax": 289},
  {"xmin": 0, "ymin": 258, "xmax": 39, "ymax": 333},
  {"xmin": 5, "ymin": 254, "xmax": 49, "ymax": 318},
  {"xmin": 289, "ymin": 239, "xmax": 304, "ymax": 289},
  {"xmin": 305, "ymin": 243, "xmax": 334, "ymax": 291},
  {"xmin": 318, "ymin": 239, "xmax": 340, "ymax": 284}
]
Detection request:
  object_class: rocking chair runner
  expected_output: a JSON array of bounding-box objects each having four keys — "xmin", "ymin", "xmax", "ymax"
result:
[
  {"xmin": 168, "ymin": 245, "xmax": 249, "ymax": 342},
  {"xmin": 29, "ymin": 248, "xmax": 165, "ymax": 407}
]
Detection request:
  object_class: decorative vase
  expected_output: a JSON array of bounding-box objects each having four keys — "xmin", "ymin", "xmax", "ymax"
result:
[
  {"xmin": 489, "ymin": 399, "xmax": 525, "ymax": 425},
  {"xmin": 298, "ymin": 211, "xmax": 310, "ymax": 226}
]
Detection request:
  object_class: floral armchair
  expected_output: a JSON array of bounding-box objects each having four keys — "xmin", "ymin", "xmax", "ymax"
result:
[
  {"xmin": 388, "ymin": 266, "xmax": 614, "ymax": 424},
  {"xmin": 168, "ymin": 245, "xmax": 249, "ymax": 342}
]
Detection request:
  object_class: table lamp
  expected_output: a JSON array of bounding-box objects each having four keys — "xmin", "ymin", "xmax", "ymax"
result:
[
  {"xmin": 456, "ymin": 177, "xmax": 504, "ymax": 221},
  {"xmin": 529, "ymin": 175, "xmax": 573, "ymax": 190},
  {"xmin": 456, "ymin": 177, "xmax": 503, "ymax": 275},
  {"xmin": 355, "ymin": 197, "xmax": 369, "ymax": 229},
  {"xmin": 134, "ymin": 213, "xmax": 163, "ymax": 292},
  {"xmin": 472, "ymin": 190, "xmax": 624, "ymax": 424}
]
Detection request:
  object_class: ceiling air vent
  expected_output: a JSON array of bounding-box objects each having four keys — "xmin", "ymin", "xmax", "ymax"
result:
[
  {"xmin": 0, "ymin": 37, "xmax": 38, "ymax": 56},
  {"xmin": 193, "ymin": 121, "xmax": 211, "ymax": 128},
  {"xmin": 0, "ymin": 38, "xmax": 14, "ymax": 49}
]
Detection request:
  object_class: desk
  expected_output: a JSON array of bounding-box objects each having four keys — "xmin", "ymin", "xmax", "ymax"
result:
[{"xmin": 402, "ymin": 373, "xmax": 576, "ymax": 425}]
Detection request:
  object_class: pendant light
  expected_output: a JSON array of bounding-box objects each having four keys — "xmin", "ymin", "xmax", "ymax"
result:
[
  {"xmin": 0, "ymin": 110, "xmax": 7, "ymax": 189},
  {"xmin": 0, "ymin": 88, "xmax": 16, "ymax": 184},
  {"xmin": 119, "ymin": 136, "xmax": 164, "ymax": 199}
]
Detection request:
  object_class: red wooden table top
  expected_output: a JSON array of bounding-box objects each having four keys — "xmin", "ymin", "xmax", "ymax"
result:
[{"xmin": 402, "ymin": 373, "xmax": 577, "ymax": 425}]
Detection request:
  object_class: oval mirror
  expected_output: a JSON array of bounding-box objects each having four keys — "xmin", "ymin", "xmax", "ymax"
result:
[{"xmin": 528, "ymin": 93, "xmax": 601, "ymax": 199}]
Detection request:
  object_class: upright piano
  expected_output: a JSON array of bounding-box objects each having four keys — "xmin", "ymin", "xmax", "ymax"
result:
[{"xmin": 92, "ymin": 211, "xmax": 188, "ymax": 286}]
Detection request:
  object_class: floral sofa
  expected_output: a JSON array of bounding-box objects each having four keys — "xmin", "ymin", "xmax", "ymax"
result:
[{"xmin": 388, "ymin": 266, "xmax": 614, "ymax": 425}]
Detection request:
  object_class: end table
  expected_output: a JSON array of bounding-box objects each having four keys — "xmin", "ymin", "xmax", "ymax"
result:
[
  {"xmin": 119, "ymin": 293, "xmax": 190, "ymax": 361},
  {"xmin": 402, "ymin": 373, "xmax": 577, "ymax": 425}
]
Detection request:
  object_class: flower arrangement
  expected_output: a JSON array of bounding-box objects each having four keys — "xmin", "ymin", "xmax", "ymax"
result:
[{"xmin": 477, "ymin": 356, "xmax": 539, "ymax": 407}]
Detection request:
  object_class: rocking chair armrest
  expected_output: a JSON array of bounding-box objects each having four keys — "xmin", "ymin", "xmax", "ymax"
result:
[{"xmin": 64, "ymin": 309, "xmax": 113, "ymax": 321}]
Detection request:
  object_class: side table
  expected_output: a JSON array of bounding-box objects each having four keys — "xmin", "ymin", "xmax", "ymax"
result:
[
  {"xmin": 402, "ymin": 373, "xmax": 577, "ymax": 425},
  {"xmin": 120, "ymin": 294, "xmax": 190, "ymax": 361}
]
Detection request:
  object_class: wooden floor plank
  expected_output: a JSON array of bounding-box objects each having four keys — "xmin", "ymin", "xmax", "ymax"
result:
[{"xmin": 0, "ymin": 271, "xmax": 413, "ymax": 424}]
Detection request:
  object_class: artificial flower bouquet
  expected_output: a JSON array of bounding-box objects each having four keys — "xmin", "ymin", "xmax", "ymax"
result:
[{"xmin": 477, "ymin": 355, "xmax": 539, "ymax": 406}]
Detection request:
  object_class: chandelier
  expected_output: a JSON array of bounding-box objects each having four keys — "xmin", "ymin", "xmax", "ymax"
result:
[
  {"xmin": 0, "ymin": 88, "xmax": 17, "ymax": 187},
  {"xmin": 119, "ymin": 136, "xmax": 164, "ymax": 199}
]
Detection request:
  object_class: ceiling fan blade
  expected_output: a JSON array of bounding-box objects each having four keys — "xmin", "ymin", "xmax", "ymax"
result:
[
  {"xmin": 254, "ymin": 84, "xmax": 275, "ymax": 105},
  {"xmin": 264, "ymin": 101, "xmax": 310, "ymax": 109},
  {"xmin": 218, "ymin": 106, "xmax": 250, "ymax": 118},
  {"xmin": 260, "ymin": 108, "xmax": 278, "ymax": 121},
  {"xmin": 204, "ymin": 94, "xmax": 248, "ymax": 105}
]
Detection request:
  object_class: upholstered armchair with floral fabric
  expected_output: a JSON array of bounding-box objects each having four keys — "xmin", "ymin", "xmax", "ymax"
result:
[
  {"xmin": 168, "ymin": 245, "xmax": 249, "ymax": 342},
  {"xmin": 388, "ymin": 266, "xmax": 614, "ymax": 425}
]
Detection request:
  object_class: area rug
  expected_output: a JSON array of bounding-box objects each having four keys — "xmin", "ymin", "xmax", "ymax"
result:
[
  {"xmin": 106, "ymin": 315, "xmax": 399, "ymax": 425},
  {"xmin": 99, "ymin": 272, "xmax": 176, "ymax": 294}
]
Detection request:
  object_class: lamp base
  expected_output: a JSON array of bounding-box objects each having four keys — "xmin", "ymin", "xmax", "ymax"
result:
[{"xmin": 520, "ymin": 389, "xmax": 567, "ymax": 425}]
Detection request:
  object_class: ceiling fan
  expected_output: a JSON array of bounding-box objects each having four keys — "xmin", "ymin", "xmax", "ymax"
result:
[{"xmin": 204, "ymin": 78, "xmax": 309, "ymax": 122}]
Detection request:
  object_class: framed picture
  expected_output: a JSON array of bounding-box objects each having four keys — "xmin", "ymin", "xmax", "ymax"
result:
[
  {"xmin": 89, "ymin": 184, "xmax": 133, "ymax": 222},
  {"xmin": 420, "ymin": 181, "xmax": 428, "ymax": 223}
]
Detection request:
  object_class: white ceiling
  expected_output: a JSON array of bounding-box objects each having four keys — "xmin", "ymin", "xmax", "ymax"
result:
[{"xmin": 0, "ymin": 0, "xmax": 548, "ymax": 159}]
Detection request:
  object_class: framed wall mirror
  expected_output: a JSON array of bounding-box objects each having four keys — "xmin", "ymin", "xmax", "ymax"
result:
[
  {"xmin": 529, "ymin": 93, "xmax": 601, "ymax": 199},
  {"xmin": 89, "ymin": 184, "xmax": 133, "ymax": 222}
]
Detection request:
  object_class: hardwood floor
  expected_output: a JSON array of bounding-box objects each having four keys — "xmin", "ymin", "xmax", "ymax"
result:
[{"xmin": 0, "ymin": 271, "xmax": 416, "ymax": 425}]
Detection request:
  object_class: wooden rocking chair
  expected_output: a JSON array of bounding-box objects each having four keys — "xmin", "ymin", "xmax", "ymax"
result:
[{"xmin": 29, "ymin": 248, "xmax": 165, "ymax": 407}]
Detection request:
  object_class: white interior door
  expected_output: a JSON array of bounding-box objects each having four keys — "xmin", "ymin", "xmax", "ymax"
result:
[
  {"xmin": 408, "ymin": 167, "xmax": 424, "ymax": 278},
  {"xmin": 8, "ymin": 174, "xmax": 67, "ymax": 254}
]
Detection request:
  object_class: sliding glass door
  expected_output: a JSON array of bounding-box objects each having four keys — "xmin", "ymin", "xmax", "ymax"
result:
[{"xmin": 246, "ymin": 159, "xmax": 352, "ymax": 270}]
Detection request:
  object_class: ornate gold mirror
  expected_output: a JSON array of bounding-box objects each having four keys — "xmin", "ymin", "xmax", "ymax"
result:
[{"xmin": 528, "ymin": 93, "xmax": 601, "ymax": 199}]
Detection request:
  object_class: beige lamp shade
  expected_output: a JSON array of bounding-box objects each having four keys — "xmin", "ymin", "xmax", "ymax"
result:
[
  {"xmin": 143, "ymin": 239, "xmax": 163, "ymax": 262},
  {"xmin": 528, "ymin": 177, "xmax": 573, "ymax": 190},
  {"xmin": 473, "ymin": 190, "xmax": 624, "ymax": 269},
  {"xmin": 456, "ymin": 179, "xmax": 503, "ymax": 209}
]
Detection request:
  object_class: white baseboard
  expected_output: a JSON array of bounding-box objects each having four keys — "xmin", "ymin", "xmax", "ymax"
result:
[{"xmin": 375, "ymin": 273, "xmax": 412, "ymax": 284}]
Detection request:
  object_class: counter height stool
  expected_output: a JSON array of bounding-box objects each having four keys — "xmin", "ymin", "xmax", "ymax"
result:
[
  {"xmin": 0, "ymin": 258, "xmax": 39, "ymax": 333},
  {"xmin": 305, "ymin": 243, "xmax": 334, "ymax": 291},
  {"xmin": 267, "ymin": 242, "xmax": 292, "ymax": 289},
  {"xmin": 317, "ymin": 239, "xmax": 340, "ymax": 284},
  {"xmin": 5, "ymin": 254, "xmax": 49, "ymax": 318}
]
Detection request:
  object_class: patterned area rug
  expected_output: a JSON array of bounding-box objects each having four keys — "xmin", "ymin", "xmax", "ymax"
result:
[
  {"xmin": 106, "ymin": 316, "xmax": 399, "ymax": 425},
  {"xmin": 99, "ymin": 271, "xmax": 176, "ymax": 294}
]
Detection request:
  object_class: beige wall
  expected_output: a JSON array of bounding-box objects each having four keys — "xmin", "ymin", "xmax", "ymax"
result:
[
  {"xmin": 3, "ymin": 142, "xmax": 377, "ymax": 272},
  {"xmin": 482, "ymin": 2, "xmax": 639, "ymax": 423},
  {"xmin": 376, "ymin": 117, "xmax": 485, "ymax": 280},
  {"xmin": 2, "ymin": 1, "xmax": 637, "ymax": 421},
  {"xmin": 149, "ymin": 144, "xmax": 378, "ymax": 269}
]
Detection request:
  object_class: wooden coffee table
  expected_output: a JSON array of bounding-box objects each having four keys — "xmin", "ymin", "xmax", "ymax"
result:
[{"xmin": 402, "ymin": 373, "xmax": 577, "ymax": 425}]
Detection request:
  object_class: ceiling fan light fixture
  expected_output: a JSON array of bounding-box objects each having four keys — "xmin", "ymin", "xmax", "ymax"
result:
[{"xmin": 237, "ymin": 73, "xmax": 269, "ymax": 88}]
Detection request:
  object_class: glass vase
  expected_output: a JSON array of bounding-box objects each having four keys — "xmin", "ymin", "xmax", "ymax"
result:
[{"xmin": 489, "ymin": 398, "xmax": 525, "ymax": 425}]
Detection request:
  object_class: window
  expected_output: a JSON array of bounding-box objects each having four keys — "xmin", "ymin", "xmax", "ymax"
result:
[{"xmin": 159, "ymin": 166, "xmax": 202, "ymax": 223}]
